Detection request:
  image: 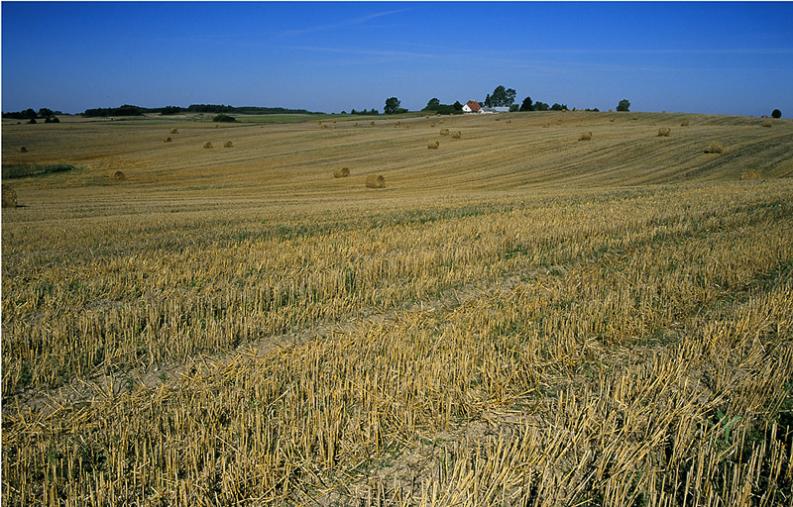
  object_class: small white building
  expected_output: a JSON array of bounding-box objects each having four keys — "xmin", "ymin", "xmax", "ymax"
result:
[{"xmin": 481, "ymin": 106, "xmax": 510, "ymax": 114}]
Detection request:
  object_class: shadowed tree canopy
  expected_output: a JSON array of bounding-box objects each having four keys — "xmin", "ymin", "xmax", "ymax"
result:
[
  {"xmin": 384, "ymin": 97, "xmax": 404, "ymax": 114},
  {"xmin": 771, "ymin": 109, "xmax": 782, "ymax": 119},
  {"xmin": 485, "ymin": 85, "xmax": 517, "ymax": 107},
  {"xmin": 617, "ymin": 99, "xmax": 631, "ymax": 112},
  {"xmin": 520, "ymin": 97, "xmax": 533, "ymax": 112},
  {"xmin": 423, "ymin": 98, "xmax": 441, "ymax": 111}
]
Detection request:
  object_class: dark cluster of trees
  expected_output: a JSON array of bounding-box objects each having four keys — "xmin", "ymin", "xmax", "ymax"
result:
[
  {"xmin": 518, "ymin": 97, "xmax": 569, "ymax": 112},
  {"xmin": 349, "ymin": 108, "xmax": 380, "ymax": 115},
  {"xmin": 384, "ymin": 97, "xmax": 408, "ymax": 115},
  {"xmin": 421, "ymin": 98, "xmax": 464, "ymax": 115},
  {"xmin": 80, "ymin": 104, "xmax": 319, "ymax": 117},
  {"xmin": 3, "ymin": 107, "xmax": 62, "ymax": 122}
]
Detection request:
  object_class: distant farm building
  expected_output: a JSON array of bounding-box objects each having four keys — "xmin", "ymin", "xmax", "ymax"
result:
[
  {"xmin": 462, "ymin": 100, "xmax": 482, "ymax": 113},
  {"xmin": 482, "ymin": 107, "xmax": 510, "ymax": 114}
]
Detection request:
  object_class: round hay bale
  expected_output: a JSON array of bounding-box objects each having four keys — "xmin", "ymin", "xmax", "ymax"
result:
[
  {"xmin": 170, "ymin": 128, "xmax": 179, "ymax": 134},
  {"xmin": 366, "ymin": 175, "xmax": 385, "ymax": 189},
  {"xmin": 451, "ymin": 131, "xmax": 462, "ymax": 139},
  {"xmin": 370, "ymin": 121, "xmax": 375, "ymax": 126},
  {"xmin": 333, "ymin": 167, "xmax": 350, "ymax": 178},
  {"xmin": 440, "ymin": 128, "xmax": 450, "ymax": 136},
  {"xmin": 762, "ymin": 120, "xmax": 773, "ymax": 128},
  {"xmin": 164, "ymin": 137, "xmax": 172, "ymax": 143},
  {"xmin": 224, "ymin": 141, "xmax": 233, "ymax": 148},
  {"xmin": 704, "ymin": 142, "xmax": 724, "ymax": 154},
  {"xmin": 740, "ymin": 170, "xmax": 761, "ymax": 180},
  {"xmin": 578, "ymin": 131, "xmax": 593, "ymax": 141},
  {"xmin": 203, "ymin": 142, "xmax": 213, "ymax": 149},
  {"xmin": 657, "ymin": 127, "xmax": 671, "ymax": 137},
  {"xmin": 428, "ymin": 140, "xmax": 440, "ymax": 149},
  {"xmin": 113, "ymin": 170, "xmax": 126, "ymax": 181},
  {"xmin": 19, "ymin": 146, "xmax": 28, "ymax": 153},
  {"xmin": 680, "ymin": 119, "xmax": 690, "ymax": 127},
  {"xmin": 2, "ymin": 186, "xmax": 18, "ymax": 208}
]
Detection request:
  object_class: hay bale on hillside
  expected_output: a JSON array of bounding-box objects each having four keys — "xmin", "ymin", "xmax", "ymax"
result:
[
  {"xmin": 680, "ymin": 119, "xmax": 690, "ymax": 127},
  {"xmin": 657, "ymin": 127, "xmax": 671, "ymax": 137},
  {"xmin": 203, "ymin": 142, "xmax": 213, "ymax": 149},
  {"xmin": 451, "ymin": 131, "xmax": 462, "ymax": 139},
  {"xmin": 440, "ymin": 128, "xmax": 450, "ymax": 136},
  {"xmin": 164, "ymin": 137, "xmax": 172, "ymax": 143},
  {"xmin": 224, "ymin": 141, "xmax": 233, "ymax": 148},
  {"xmin": 19, "ymin": 146, "xmax": 28, "ymax": 153},
  {"xmin": 2, "ymin": 186, "xmax": 18, "ymax": 208},
  {"xmin": 370, "ymin": 121, "xmax": 375, "ymax": 126},
  {"xmin": 762, "ymin": 120, "xmax": 773, "ymax": 128},
  {"xmin": 366, "ymin": 175, "xmax": 385, "ymax": 189},
  {"xmin": 333, "ymin": 167, "xmax": 350, "ymax": 178},
  {"xmin": 113, "ymin": 170, "xmax": 126, "ymax": 181},
  {"xmin": 578, "ymin": 131, "xmax": 593, "ymax": 141},
  {"xmin": 170, "ymin": 128, "xmax": 179, "ymax": 134},
  {"xmin": 740, "ymin": 170, "xmax": 761, "ymax": 180},
  {"xmin": 704, "ymin": 142, "xmax": 724, "ymax": 154},
  {"xmin": 428, "ymin": 140, "xmax": 440, "ymax": 149}
]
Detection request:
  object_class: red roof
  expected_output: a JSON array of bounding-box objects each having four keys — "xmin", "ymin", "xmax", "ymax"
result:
[{"xmin": 466, "ymin": 100, "xmax": 481, "ymax": 112}]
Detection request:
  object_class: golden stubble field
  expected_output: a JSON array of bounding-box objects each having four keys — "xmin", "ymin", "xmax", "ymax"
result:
[{"xmin": 2, "ymin": 111, "xmax": 793, "ymax": 505}]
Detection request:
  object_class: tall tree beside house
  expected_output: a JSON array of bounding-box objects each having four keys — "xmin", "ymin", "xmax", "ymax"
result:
[
  {"xmin": 487, "ymin": 85, "xmax": 517, "ymax": 107},
  {"xmin": 519, "ymin": 97, "xmax": 533, "ymax": 112},
  {"xmin": 384, "ymin": 97, "xmax": 403, "ymax": 115},
  {"xmin": 617, "ymin": 99, "xmax": 631, "ymax": 112},
  {"xmin": 484, "ymin": 94, "xmax": 492, "ymax": 107},
  {"xmin": 453, "ymin": 101, "xmax": 463, "ymax": 112}
]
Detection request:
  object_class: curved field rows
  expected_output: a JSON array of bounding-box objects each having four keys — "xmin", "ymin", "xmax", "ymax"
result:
[{"xmin": 2, "ymin": 112, "xmax": 792, "ymax": 505}]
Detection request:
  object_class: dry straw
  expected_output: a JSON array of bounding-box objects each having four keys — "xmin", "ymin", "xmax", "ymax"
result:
[
  {"xmin": 113, "ymin": 170, "xmax": 126, "ymax": 181},
  {"xmin": 2, "ymin": 186, "xmax": 17, "ymax": 208},
  {"xmin": 704, "ymin": 142, "xmax": 724, "ymax": 154},
  {"xmin": 203, "ymin": 142, "xmax": 213, "ymax": 149},
  {"xmin": 762, "ymin": 120, "xmax": 773, "ymax": 128},
  {"xmin": 579, "ymin": 131, "xmax": 593, "ymax": 141},
  {"xmin": 680, "ymin": 119, "xmax": 690, "ymax": 127},
  {"xmin": 170, "ymin": 128, "xmax": 179, "ymax": 134},
  {"xmin": 333, "ymin": 167, "xmax": 350, "ymax": 178},
  {"xmin": 428, "ymin": 140, "xmax": 440, "ymax": 149},
  {"xmin": 365, "ymin": 174, "xmax": 385, "ymax": 188},
  {"xmin": 440, "ymin": 128, "xmax": 450, "ymax": 136},
  {"xmin": 451, "ymin": 131, "xmax": 462, "ymax": 139},
  {"xmin": 657, "ymin": 128, "xmax": 671, "ymax": 137},
  {"xmin": 224, "ymin": 141, "xmax": 233, "ymax": 148},
  {"xmin": 19, "ymin": 146, "xmax": 28, "ymax": 153},
  {"xmin": 164, "ymin": 137, "xmax": 172, "ymax": 143},
  {"xmin": 740, "ymin": 170, "xmax": 761, "ymax": 180}
]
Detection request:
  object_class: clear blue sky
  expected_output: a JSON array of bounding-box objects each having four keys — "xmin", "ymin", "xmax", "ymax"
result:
[{"xmin": 3, "ymin": 2, "xmax": 792, "ymax": 116}]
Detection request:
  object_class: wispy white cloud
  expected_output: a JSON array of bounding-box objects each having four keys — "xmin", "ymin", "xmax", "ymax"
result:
[{"xmin": 278, "ymin": 9, "xmax": 408, "ymax": 37}]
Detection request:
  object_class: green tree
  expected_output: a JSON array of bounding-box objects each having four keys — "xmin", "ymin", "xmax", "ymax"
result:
[
  {"xmin": 384, "ymin": 97, "xmax": 402, "ymax": 115},
  {"xmin": 453, "ymin": 101, "xmax": 463, "ymax": 112},
  {"xmin": 771, "ymin": 109, "xmax": 782, "ymax": 119},
  {"xmin": 519, "ymin": 97, "xmax": 533, "ymax": 112},
  {"xmin": 483, "ymin": 93, "xmax": 492, "ymax": 107},
  {"xmin": 423, "ymin": 98, "xmax": 441, "ymax": 111},
  {"xmin": 534, "ymin": 101, "xmax": 550, "ymax": 111},
  {"xmin": 488, "ymin": 85, "xmax": 517, "ymax": 107},
  {"xmin": 617, "ymin": 99, "xmax": 631, "ymax": 112}
]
